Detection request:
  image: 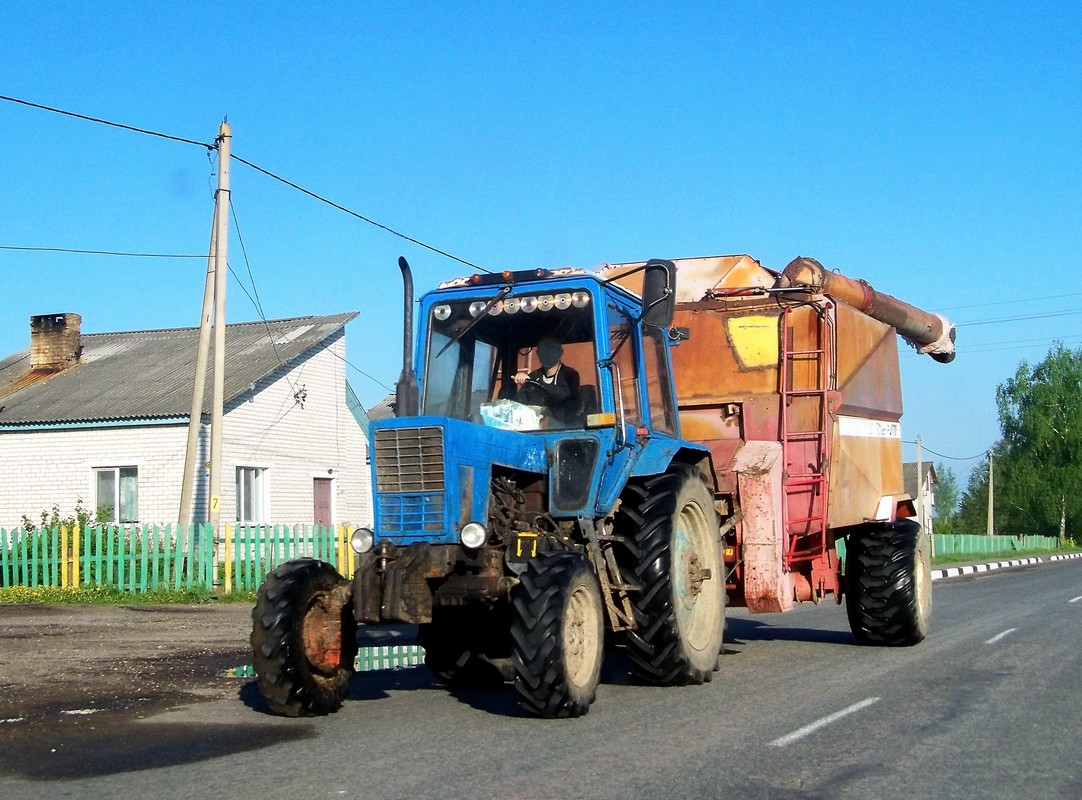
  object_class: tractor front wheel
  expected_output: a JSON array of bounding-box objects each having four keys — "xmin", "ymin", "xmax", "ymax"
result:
[
  {"xmin": 510, "ymin": 552, "xmax": 604, "ymax": 718},
  {"xmin": 250, "ymin": 558, "xmax": 358, "ymax": 716}
]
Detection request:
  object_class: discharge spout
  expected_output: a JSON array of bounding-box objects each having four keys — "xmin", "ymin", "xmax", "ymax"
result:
[{"xmin": 775, "ymin": 257, "xmax": 956, "ymax": 363}]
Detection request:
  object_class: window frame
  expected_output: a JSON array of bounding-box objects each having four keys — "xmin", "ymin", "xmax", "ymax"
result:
[
  {"xmin": 93, "ymin": 465, "xmax": 139, "ymax": 524},
  {"xmin": 235, "ymin": 465, "xmax": 269, "ymax": 524}
]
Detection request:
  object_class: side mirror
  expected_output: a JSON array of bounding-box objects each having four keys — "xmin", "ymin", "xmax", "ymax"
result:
[{"xmin": 642, "ymin": 259, "xmax": 676, "ymax": 327}]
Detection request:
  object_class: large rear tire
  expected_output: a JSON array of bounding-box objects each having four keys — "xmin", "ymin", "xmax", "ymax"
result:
[
  {"xmin": 845, "ymin": 519, "xmax": 931, "ymax": 646},
  {"xmin": 250, "ymin": 558, "xmax": 358, "ymax": 716},
  {"xmin": 417, "ymin": 602, "xmax": 513, "ymax": 686},
  {"xmin": 618, "ymin": 464, "xmax": 724, "ymax": 685},
  {"xmin": 510, "ymin": 552, "xmax": 604, "ymax": 718}
]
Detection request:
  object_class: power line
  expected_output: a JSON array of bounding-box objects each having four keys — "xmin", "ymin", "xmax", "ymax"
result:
[
  {"xmin": 1, "ymin": 245, "xmax": 204, "ymax": 258},
  {"xmin": 902, "ymin": 440, "xmax": 987, "ymax": 461},
  {"xmin": 937, "ymin": 291, "xmax": 1082, "ymax": 313},
  {"xmin": 0, "ymin": 94, "xmax": 213, "ymax": 149},
  {"xmin": 956, "ymin": 308, "xmax": 1082, "ymax": 327},
  {"xmin": 230, "ymin": 153, "xmax": 490, "ymax": 273},
  {"xmin": 2, "ymin": 94, "xmax": 487, "ymax": 273}
]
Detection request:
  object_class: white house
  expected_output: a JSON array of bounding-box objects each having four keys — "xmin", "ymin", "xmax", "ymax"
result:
[
  {"xmin": 0, "ymin": 312, "xmax": 373, "ymax": 530},
  {"xmin": 903, "ymin": 461, "xmax": 938, "ymax": 535}
]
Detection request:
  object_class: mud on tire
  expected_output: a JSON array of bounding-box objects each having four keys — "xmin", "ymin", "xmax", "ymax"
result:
[
  {"xmin": 845, "ymin": 519, "xmax": 931, "ymax": 646},
  {"xmin": 510, "ymin": 552, "xmax": 604, "ymax": 718},
  {"xmin": 250, "ymin": 558, "xmax": 358, "ymax": 716},
  {"xmin": 617, "ymin": 463, "xmax": 725, "ymax": 685}
]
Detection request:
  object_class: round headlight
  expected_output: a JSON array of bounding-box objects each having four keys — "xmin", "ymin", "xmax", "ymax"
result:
[
  {"xmin": 459, "ymin": 522, "xmax": 488, "ymax": 549},
  {"xmin": 350, "ymin": 527, "xmax": 374, "ymax": 554}
]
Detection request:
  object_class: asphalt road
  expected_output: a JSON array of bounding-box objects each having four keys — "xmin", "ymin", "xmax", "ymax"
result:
[{"xmin": 1, "ymin": 559, "xmax": 1079, "ymax": 800}]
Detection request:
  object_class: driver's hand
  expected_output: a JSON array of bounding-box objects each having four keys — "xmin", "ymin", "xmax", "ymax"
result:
[{"xmin": 513, "ymin": 370, "xmax": 529, "ymax": 388}]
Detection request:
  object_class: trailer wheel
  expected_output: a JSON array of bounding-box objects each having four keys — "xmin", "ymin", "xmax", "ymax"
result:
[
  {"xmin": 510, "ymin": 552, "xmax": 604, "ymax": 718},
  {"xmin": 619, "ymin": 464, "xmax": 725, "ymax": 685},
  {"xmin": 250, "ymin": 558, "xmax": 358, "ymax": 716},
  {"xmin": 417, "ymin": 603, "xmax": 514, "ymax": 686},
  {"xmin": 845, "ymin": 519, "xmax": 931, "ymax": 646}
]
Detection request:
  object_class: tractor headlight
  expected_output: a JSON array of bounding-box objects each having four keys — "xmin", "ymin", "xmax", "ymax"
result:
[
  {"xmin": 350, "ymin": 527, "xmax": 375, "ymax": 554},
  {"xmin": 459, "ymin": 522, "xmax": 488, "ymax": 549}
]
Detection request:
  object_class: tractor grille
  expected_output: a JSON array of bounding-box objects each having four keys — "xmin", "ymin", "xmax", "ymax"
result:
[
  {"xmin": 374, "ymin": 426, "xmax": 446, "ymax": 492},
  {"xmin": 373, "ymin": 426, "xmax": 446, "ymax": 534}
]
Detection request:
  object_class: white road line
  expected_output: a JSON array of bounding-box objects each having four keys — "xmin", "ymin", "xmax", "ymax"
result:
[
  {"xmin": 984, "ymin": 628, "xmax": 1017, "ymax": 645},
  {"xmin": 770, "ymin": 697, "xmax": 881, "ymax": 747},
  {"xmin": 1069, "ymin": 596, "xmax": 1082, "ymax": 604}
]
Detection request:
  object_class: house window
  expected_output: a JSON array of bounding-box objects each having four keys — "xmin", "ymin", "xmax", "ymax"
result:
[
  {"xmin": 95, "ymin": 467, "xmax": 139, "ymax": 523},
  {"xmin": 236, "ymin": 467, "xmax": 267, "ymax": 523}
]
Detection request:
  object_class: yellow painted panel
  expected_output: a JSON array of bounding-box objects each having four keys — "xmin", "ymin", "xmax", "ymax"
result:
[{"xmin": 726, "ymin": 315, "xmax": 779, "ymax": 369}]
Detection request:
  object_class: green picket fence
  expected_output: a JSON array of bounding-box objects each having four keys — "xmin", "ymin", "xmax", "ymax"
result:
[
  {"xmin": 0, "ymin": 523, "xmax": 214, "ymax": 591},
  {"xmin": 0, "ymin": 522, "xmax": 356, "ymax": 593},
  {"xmin": 836, "ymin": 531, "xmax": 1061, "ymax": 563},
  {"xmin": 224, "ymin": 524, "xmax": 354, "ymax": 591},
  {"xmin": 931, "ymin": 533, "xmax": 1058, "ymax": 556}
]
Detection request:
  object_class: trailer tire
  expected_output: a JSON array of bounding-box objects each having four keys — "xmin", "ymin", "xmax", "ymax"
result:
[
  {"xmin": 619, "ymin": 464, "xmax": 725, "ymax": 685},
  {"xmin": 250, "ymin": 558, "xmax": 358, "ymax": 716},
  {"xmin": 845, "ymin": 519, "xmax": 931, "ymax": 646},
  {"xmin": 417, "ymin": 603, "xmax": 514, "ymax": 686},
  {"xmin": 510, "ymin": 552, "xmax": 604, "ymax": 718}
]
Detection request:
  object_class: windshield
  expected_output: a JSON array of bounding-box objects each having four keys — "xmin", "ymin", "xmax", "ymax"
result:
[{"xmin": 422, "ymin": 290, "xmax": 598, "ymax": 431}]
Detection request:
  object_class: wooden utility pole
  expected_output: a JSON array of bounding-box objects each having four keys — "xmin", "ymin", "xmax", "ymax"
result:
[
  {"xmin": 178, "ymin": 121, "xmax": 230, "ymax": 530},
  {"xmin": 178, "ymin": 223, "xmax": 217, "ymax": 523},
  {"xmin": 986, "ymin": 449, "xmax": 994, "ymax": 536},
  {"xmin": 915, "ymin": 434, "xmax": 924, "ymax": 531},
  {"xmin": 916, "ymin": 434, "xmax": 933, "ymax": 557},
  {"xmin": 208, "ymin": 121, "xmax": 231, "ymax": 536}
]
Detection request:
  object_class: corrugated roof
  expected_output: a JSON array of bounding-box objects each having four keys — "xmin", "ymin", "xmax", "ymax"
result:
[
  {"xmin": 902, "ymin": 462, "xmax": 937, "ymax": 497},
  {"xmin": 0, "ymin": 313, "xmax": 357, "ymax": 426}
]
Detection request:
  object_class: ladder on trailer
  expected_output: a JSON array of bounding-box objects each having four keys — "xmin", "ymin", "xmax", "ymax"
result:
[{"xmin": 779, "ymin": 303, "xmax": 834, "ymax": 569}]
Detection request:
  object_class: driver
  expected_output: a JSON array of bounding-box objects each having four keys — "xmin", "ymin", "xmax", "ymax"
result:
[{"xmin": 513, "ymin": 337, "xmax": 581, "ymax": 427}]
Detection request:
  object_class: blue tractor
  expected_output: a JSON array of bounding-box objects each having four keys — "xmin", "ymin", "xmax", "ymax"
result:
[{"xmin": 251, "ymin": 258, "xmax": 726, "ymax": 718}]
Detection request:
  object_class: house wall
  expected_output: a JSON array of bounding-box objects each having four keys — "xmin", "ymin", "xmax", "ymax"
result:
[
  {"xmin": 217, "ymin": 331, "xmax": 371, "ymax": 527},
  {"xmin": 0, "ymin": 331, "xmax": 372, "ymax": 529},
  {"xmin": 0, "ymin": 424, "xmax": 190, "ymax": 528}
]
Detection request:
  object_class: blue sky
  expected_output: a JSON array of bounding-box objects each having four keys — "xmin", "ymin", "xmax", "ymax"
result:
[{"xmin": 2, "ymin": 3, "xmax": 1080, "ymax": 484}]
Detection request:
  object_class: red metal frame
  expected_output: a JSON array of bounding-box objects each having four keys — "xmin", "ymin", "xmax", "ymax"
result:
[{"xmin": 779, "ymin": 302, "xmax": 834, "ymax": 570}]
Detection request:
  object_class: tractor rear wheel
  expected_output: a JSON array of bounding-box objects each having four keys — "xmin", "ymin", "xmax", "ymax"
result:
[
  {"xmin": 250, "ymin": 558, "xmax": 358, "ymax": 716},
  {"xmin": 845, "ymin": 519, "xmax": 931, "ymax": 646},
  {"xmin": 618, "ymin": 464, "xmax": 725, "ymax": 685},
  {"xmin": 510, "ymin": 552, "xmax": 604, "ymax": 718},
  {"xmin": 417, "ymin": 602, "xmax": 513, "ymax": 686}
]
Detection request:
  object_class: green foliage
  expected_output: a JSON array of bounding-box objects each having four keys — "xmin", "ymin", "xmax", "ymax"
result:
[
  {"xmin": 932, "ymin": 463, "xmax": 961, "ymax": 533},
  {"xmin": 995, "ymin": 343, "xmax": 1082, "ymax": 541},
  {"xmin": 21, "ymin": 498, "xmax": 99, "ymax": 533}
]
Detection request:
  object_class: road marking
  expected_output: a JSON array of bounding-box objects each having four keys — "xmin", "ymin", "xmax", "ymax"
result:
[
  {"xmin": 1070, "ymin": 596, "xmax": 1082, "ymax": 604},
  {"xmin": 985, "ymin": 628, "xmax": 1017, "ymax": 645},
  {"xmin": 770, "ymin": 697, "xmax": 880, "ymax": 747}
]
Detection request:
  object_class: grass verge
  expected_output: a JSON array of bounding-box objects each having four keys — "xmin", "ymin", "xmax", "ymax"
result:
[
  {"xmin": 0, "ymin": 584, "xmax": 256, "ymax": 605},
  {"xmin": 932, "ymin": 546, "xmax": 1080, "ymax": 566}
]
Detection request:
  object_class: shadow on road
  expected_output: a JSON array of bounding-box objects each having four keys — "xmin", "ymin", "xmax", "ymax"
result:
[{"xmin": 725, "ymin": 616, "xmax": 856, "ymax": 646}]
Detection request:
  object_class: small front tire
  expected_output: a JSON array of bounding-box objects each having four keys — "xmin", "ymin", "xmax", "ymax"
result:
[
  {"xmin": 250, "ymin": 558, "xmax": 358, "ymax": 716},
  {"xmin": 510, "ymin": 552, "xmax": 604, "ymax": 718}
]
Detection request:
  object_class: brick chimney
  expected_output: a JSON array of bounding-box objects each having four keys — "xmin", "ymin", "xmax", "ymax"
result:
[{"xmin": 30, "ymin": 313, "xmax": 82, "ymax": 371}]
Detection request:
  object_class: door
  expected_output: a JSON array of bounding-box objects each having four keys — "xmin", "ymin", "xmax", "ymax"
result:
[{"xmin": 313, "ymin": 477, "xmax": 333, "ymax": 525}]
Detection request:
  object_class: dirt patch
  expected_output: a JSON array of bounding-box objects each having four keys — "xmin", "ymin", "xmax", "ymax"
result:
[{"xmin": 0, "ymin": 603, "xmax": 253, "ymax": 728}]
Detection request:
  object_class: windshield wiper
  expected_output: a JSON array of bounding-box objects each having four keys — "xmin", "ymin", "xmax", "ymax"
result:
[{"xmin": 435, "ymin": 285, "xmax": 512, "ymax": 358}]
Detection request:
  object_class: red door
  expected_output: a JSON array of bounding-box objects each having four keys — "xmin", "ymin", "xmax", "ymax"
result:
[{"xmin": 313, "ymin": 478, "xmax": 333, "ymax": 525}]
